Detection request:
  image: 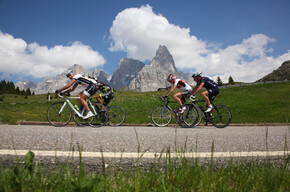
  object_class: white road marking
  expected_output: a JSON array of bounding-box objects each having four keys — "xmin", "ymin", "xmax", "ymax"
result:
[{"xmin": 0, "ymin": 150, "xmax": 288, "ymax": 159}]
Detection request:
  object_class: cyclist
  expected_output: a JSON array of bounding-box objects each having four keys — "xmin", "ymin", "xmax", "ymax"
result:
[
  {"xmin": 95, "ymin": 80, "xmax": 114, "ymax": 108},
  {"xmin": 164, "ymin": 74, "xmax": 192, "ymax": 113},
  {"xmin": 191, "ymin": 72, "xmax": 219, "ymax": 112},
  {"xmin": 55, "ymin": 70, "xmax": 98, "ymax": 119}
]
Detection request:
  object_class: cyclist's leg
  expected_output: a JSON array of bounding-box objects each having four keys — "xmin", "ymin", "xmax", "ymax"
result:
[
  {"xmin": 173, "ymin": 92, "xmax": 183, "ymax": 107},
  {"xmin": 78, "ymin": 91, "xmax": 90, "ymax": 112},
  {"xmin": 201, "ymin": 90, "xmax": 211, "ymax": 107},
  {"xmin": 96, "ymin": 93, "xmax": 107, "ymax": 109}
]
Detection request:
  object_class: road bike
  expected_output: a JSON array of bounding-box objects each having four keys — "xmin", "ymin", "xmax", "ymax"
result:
[
  {"xmin": 188, "ymin": 96, "xmax": 232, "ymax": 128},
  {"xmin": 151, "ymin": 97, "xmax": 199, "ymax": 128},
  {"xmin": 47, "ymin": 93, "xmax": 109, "ymax": 128}
]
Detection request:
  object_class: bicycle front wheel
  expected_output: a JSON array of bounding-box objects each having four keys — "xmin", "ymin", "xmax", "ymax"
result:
[
  {"xmin": 179, "ymin": 104, "xmax": 199, "ymax": 128},
  {"xmin": 47, "ymin": 101, "xmax": 72, "ymax": 127},
  {"xmin": 107, "ymin": 106, "xmax": 125, "ymax": 126},
  {"xmin": 88, "ymin": 102, "xmax": 109, "ymax": 128},
  {"xmin": 151, "ymin": 106, "xmax": 172, "ymax": 127},
  {"xmin": 211, "ymin": 105, "xmax": 232, "ymax": 128}
]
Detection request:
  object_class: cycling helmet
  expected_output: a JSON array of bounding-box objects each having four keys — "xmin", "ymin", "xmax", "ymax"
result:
[
  {"xmin": 65, "ymin": 70, "xmax": 73, "ymax": 77},
  {"xmin": 192, "ymin": 71, "xmax": 202, "ymax": 77},
  {"xmin": 167, "ymin": 74, "xmax": 176, "ymax": 82}
]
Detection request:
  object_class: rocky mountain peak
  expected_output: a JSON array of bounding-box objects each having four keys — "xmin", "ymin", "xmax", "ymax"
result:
[
  {"xmin": 257, "ymin": 60, "xmax": 290, "ymax": 82},
  {"xmin": 110, "ymin": 58, "xmax": 145, "ymax": 89},
  {"xmin": 150, "ymin": 45, "xmax": 177, "ymax": 72}
]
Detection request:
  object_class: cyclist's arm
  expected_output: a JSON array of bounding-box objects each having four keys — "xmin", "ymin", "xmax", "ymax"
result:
[
  {"xmin": 60, "ymin": 79, "xmax": 77, "ymax": 92},
  {"xmin": 69, "ymin": 82, "xmax": 78, "ymax": 92},
  {"xmin": 165, "ymin": 84, "xmax": 177, "ymax": 96},
  {"xmin": 192, "ymin": 83, "xmax": 204, "ymax": 95}
]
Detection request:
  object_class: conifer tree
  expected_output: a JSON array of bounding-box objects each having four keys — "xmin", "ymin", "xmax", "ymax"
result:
[
  {"xmin": 228, "ymin": 76, "xmax": 234, "ymax": 85},
  {"xmin": 217, "ymin": 76, "xmax": 223, "ymax": 86}
]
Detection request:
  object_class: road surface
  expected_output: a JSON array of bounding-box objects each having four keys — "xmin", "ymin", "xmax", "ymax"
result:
[{"xmin": 0, "ymin": 124, "xmax": 289, "ymax": 160}]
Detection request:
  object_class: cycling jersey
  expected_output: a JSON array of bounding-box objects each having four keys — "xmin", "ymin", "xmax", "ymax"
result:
[
  {"xmin": 73, "ymin": 74, "xmax": 97, "ymax": 97},
  {"xmin": 97, "ymin": 82, "xmax": 114, "ymax": 105},
  {"xmin": 173, "ymin": 79, "xmax": 192, "ymax": 92},
  {"xmin": 97, "ymin": 82, "xmax": 112, "ymax": 93},
  {"xmin": 73, "ymin": 74, "xmax": 97, "ymax": 86},
  {"xmin": 197, "ymin": 77, "xmax": 218, "ymax": 90}
]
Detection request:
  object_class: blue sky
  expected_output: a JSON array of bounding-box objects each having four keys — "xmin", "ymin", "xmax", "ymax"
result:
[{"xmin": 0, "ymin": 0, "xmax": 289, "ymax": 84}]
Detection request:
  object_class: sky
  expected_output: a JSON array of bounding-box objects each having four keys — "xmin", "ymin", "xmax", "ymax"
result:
[{"xmin": 0, "ymin": 0, "xmax": 289, "ymax": 84}]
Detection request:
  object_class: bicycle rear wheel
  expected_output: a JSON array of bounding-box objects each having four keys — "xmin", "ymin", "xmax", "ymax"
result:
[
  {"xmin": 107, "ymin": 106, "xmax": 125, "ymax": 126},
  {"xmin": 211, "ymin": 105, "xmax": 232, "ymax": 128},
  {"xmin": 151, "ymin": 106, "xmax": 172, "ymax": 127},
  {"xmin": 179, "ymin": 104, "xmax": 199, "ymax": 128},
  {"xmin": 47, "ymin": 101, "xmax": 72, "ymax": 127},
  {"xmin": 88, "ymin": 102, "xmax": 109, "ymax": 128}
]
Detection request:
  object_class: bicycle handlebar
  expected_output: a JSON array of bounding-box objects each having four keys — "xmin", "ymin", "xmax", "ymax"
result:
[
  {"xmin": 57, "ymin": 92, "xmax": 80, "ymax": 99},
  {"xmin": 160, "ymin": 96, "xmax": 169, "ymax": 102}
]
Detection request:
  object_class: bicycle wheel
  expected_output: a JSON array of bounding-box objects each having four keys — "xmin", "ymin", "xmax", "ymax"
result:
[
  {"xmin": 47, "ymin": 101, "xmax": 72, "ymax": 127},
  {"xmin": 88, "ymin": 102, "xmax": 109, "ymax": 128},
  {"xmin": 107, "ymin": 106, "xmax": 125, "ymax": 126},
  {"xmin": 179, "ymin": 104, "xmax": 199, "ymax": 128},
  {"xmin": 151, "ymin": 106, "xmax": 172, "ymax": 127},
  {"xmin": 211, "ymin": 105, "xmax": 232, "ymax": 128}
]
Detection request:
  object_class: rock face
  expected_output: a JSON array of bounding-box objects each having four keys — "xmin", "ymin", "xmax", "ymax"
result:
[
  {"xmin": 110, "ymin": 58, "xmax": 145, "ymax": 89},
  {"xmin": 256, "ymin": 60, "xmax": 290, "ymax": 82},
  {"xmin": 129, "ymin": 45, "xmax": 193, "ymax": 92},
  {"xmin": 15, "ymin": 80, "xmax": 35, "ymax": 91},
  {"xmin": 16, "ymin": 45, "xmax": 195, "ymax": 94},
  {"xmin": 16, "ymin": 64, "xmax": 111, "ymax": 95}
]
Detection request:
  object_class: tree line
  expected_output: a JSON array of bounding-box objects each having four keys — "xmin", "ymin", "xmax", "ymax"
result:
[
  {"xmin": 216, "ymin": 76, "xmax": 234, "ymax": 86},
  {"xmin": 0, "ymin": 80, "xmax": 34, "ymax": 96}
]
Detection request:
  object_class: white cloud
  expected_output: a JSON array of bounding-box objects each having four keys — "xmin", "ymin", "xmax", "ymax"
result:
[
  {"xmin": 0, "ymin": 31, "xmax": 106, "ymax": 79},
  {"xmin": 109, "ymin": 5, "xmax": 290, "ymax": 82}
]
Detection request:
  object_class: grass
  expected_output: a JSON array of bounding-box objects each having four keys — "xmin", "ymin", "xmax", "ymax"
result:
[
  {"xmin": 0, "ymin": 150, "xmax": 289, "ymax": 191},
  {"xmin": 0, "ymin": 81, "xmax": 289, "ymax": 125}
]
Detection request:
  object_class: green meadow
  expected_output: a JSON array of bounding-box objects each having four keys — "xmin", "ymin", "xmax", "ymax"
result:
[{"xmin": 0, "ymin": 81, "xmax": 289, "ymax": 125}]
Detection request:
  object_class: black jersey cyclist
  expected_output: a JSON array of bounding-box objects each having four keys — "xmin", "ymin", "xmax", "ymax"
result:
[
  {"xmin": 191, "ymin": 72, "xmax": 219, "ymax": 112},
  {"xmin": 56, "ymin": 70, "xmax": 98, "ymax": 119},
  {"xmin": 95, "ymin": 81, "xmax": 114, "ymax": 107}
]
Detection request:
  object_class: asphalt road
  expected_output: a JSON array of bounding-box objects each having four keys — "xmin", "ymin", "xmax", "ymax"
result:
[{"xmin": 0, "ymin": 124, "xmax": 289, "ymax": 156}]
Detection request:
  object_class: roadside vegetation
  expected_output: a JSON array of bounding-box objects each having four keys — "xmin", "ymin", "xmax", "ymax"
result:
[
  {"xmin": 0, "ymin": 150, "xmax": 289, "ymax": 191},
  {"xmin": 0, "ymin": 81, "xmax": 289, "ymax": 125}
]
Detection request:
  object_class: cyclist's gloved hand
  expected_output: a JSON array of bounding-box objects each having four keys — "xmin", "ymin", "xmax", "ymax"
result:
[
  {"xmin": 189, "ymin": 95, "xmax": 195, "ymax": 101},
  {"xmin": 161, "ymin": 95, "xmax": 168, "ymax": 100}
]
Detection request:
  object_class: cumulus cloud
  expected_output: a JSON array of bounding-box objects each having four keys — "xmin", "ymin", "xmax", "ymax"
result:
[
  {"xmin": 0, "ymin": 31, "xmax": 106, "ymax": 79},
  {"xmin": 109, "ymin": 4, "xmax": 290, "ymax": 82}
]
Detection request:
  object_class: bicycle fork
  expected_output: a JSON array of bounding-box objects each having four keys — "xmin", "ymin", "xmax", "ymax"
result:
[{"xmin": 58, "ymin": 102, "xmax": 68, "ymax": 116}]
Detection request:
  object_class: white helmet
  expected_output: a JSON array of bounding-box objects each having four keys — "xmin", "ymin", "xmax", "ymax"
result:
[
  {"xmin": 65, "ymin": 70, "xmax": 73, "ymax": 77},
  {"xmin": 192, "ymin": 71, "xmax": 202, "ymax": 77}
]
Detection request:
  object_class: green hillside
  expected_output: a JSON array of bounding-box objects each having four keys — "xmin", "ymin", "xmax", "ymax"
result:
[{"xmin": 0, "ymin": 81, "xmax": 289, "ymax": 125}]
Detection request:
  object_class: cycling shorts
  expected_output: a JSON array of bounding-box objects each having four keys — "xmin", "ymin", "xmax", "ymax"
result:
[
  {"xmin": 83, "ymin": 84, "xmax": 98, "ymax": 97},
  {"xmin": 99, "ymin": 91, "xmax": 114, "ymax": 105},
  {"xmin": 208, "ymin": 87, "xmax": 219, "ymax": 101}
]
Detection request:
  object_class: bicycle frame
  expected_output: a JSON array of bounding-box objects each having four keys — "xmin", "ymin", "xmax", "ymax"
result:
[
  {"xmin": 161, "ymin": 100, "xmax": 179, "ymax": 117},
  {"xmin": 58, "ymin": 94, "xmax": 96, "ymax": 119}
]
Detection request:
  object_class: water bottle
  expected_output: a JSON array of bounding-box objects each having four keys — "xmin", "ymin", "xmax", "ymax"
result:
[{"xmin": 74, "ymin": 105, "xmax": 79, "ymax": 111}]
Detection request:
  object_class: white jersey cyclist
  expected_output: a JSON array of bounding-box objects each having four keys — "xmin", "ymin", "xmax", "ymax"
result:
[{"xmin": 165, "ymin": 74, "xmax": 192, "ymax": 114}]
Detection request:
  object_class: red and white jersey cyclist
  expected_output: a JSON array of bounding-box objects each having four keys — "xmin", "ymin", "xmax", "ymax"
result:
[{"xmin": 165, "ymin": 74, "xmax": 192, "ymax": 113}]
